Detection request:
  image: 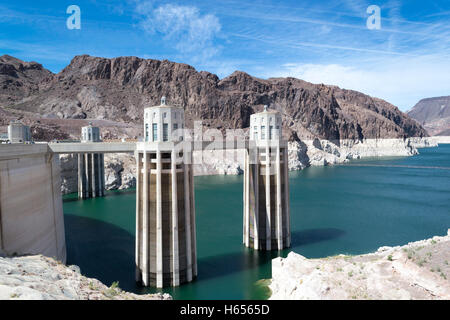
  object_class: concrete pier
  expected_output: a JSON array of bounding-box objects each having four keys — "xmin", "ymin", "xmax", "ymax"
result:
[
  {"xmin": 77, "ymin": 124, "xmax": 105, "ymax": 199},
  {"xmin": 78, "ymin": 153, "xmax": 105, "ymax": 198},
  {"xmin": 0, "ymin": 144, "xmax": 66, "ymax": 262},
  {"xmin": 243, "ymin": 106, "xmax": 290, "ymax": 250},
  {"xmin": 135, "ymin": 97, "xmax": 197, "ymax": 288}
]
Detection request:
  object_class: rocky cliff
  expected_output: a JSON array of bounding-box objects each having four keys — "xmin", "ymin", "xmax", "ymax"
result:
[
  {"xmin": 408, "ymin": 96, "xmax": 450, "ymax": 136},
  {"xmin": 270, "ymin": 230, "xmax": 450, "ymax": 300},
  {"xmin": 0, "ymin": 54, "xmax": 427, "ymax": 142}
]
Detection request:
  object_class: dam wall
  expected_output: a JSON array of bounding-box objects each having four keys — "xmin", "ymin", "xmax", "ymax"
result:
[{"xmin": 0, "ymin": 145, "xmax": 66, "ymax": 263}]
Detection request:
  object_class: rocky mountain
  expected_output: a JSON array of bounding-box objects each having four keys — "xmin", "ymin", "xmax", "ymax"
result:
[
  {"xmin": 0, "ymin": 54, "xmax": 427, "ymax": 141},
  {"xmin": 407, "ymin": 96, "xmax": 450, "ymax": 136},
  {"xmin": 0, "ymin": 55, "xmax": 52, "ymax": 105}
]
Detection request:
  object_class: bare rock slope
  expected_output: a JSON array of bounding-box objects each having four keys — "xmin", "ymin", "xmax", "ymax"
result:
[
  {"xmin": 0, "ymin": 254, "xmax": 171, "ymax": 300},
  {"xmin": 270, "ymin": 230, "xmax": 450, "ymax": 300},
  {"xmin": 0, "ymin": 54, "xmax": 427, "ymax": 141},
  {"xmin": 408, "ymin": 96, "xmax": 450, "ymax": 136}
]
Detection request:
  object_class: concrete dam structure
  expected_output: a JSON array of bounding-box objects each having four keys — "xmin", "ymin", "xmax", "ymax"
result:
[
  {"xmin": 0, "ymin": 99, "xmax": 291, "ymax": 289},
  {"xmin": 135, "ymin": 97, "xmax": 197, "ymax": 288},
  {"xmin": 0, "ymin": 144, "xmax": 66, "ymax": 263},
  {"xmin": 243, "ymin": 106, "xmax": 291, "ymax": 250}
]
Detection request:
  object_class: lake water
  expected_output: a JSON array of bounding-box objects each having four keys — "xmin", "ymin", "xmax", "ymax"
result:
[{"xmin": 63, "ymin": 144, "xmax": 450, "ymax": 299}]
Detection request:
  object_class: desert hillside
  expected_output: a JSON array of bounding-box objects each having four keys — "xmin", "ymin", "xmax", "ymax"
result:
[
  {"xmin": 0, "ymin": 54, "xmax": 427, "ymax": 141},
  {"xmin": 408, "ymin": 96, "xmax": 450, "ymax": 136}
]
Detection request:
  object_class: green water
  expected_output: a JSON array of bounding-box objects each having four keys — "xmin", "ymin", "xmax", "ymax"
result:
[{"xmin": 63, "ymin": 145, "xmax": 450, "ymax": 300}]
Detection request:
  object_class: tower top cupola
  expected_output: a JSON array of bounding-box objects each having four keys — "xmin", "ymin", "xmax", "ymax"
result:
[
  {"xmin": 7, "ymin": 120, "xmax": 31, "ymax": 143},
  {"xmin": 249, "ymin": 105, "xmax": 282, "ymax": 141},
  {"xmin": 81, "ymin": 123, "xmax": 101, "ymax": 142},
  {"xmin": 143, "ymin": 97, "xmax": 184, "ymax": 142}
]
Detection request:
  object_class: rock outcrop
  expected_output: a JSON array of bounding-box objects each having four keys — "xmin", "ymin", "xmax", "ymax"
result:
[
  {"xmin": 0, "ymin": 55, "xmax": 52, "ymax": 107},
  {"xmin": 270, "ymin": 230, "xmax": 450, "ymax": 300},
  {"xmin": 59, "ymin": 154, "xmax": 78, "ymax": 194},
  {"xmin": 104, "ymin": 153, "xmax": 136, "ymax": 190},
  {"xmin": 0, "ymin": 254, "xmax": 171, "ymax": 300}
]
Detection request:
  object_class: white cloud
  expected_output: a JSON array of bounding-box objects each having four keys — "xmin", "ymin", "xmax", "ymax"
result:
[
  {"xmin": 273, "ymin": 55, "xmax": 450, "ymax": 111},
  {"xmin": 134, "ymin": 2, "xmax": 221, "ymax": 59}
]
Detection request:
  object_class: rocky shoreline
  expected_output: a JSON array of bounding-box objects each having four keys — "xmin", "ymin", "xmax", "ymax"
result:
[
  {"xmin": 269, "ymin": 230, "xmax": 450, "ymax": 300},
  {"xmin": 0, "ymin": 254, "xmax": 171, "ymax": 300},
  {"xmin": 59, "ymin": 137, "xmax": 440, "ymax": 194}
]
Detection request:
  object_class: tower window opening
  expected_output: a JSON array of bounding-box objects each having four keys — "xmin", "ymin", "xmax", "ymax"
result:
[
  {"xmin": 163, "ymin": 123, "xmax": 168, "ymax": 141},
  {"xmin": 152, "ymin": 124, "xmax": 158, "ymax": 141}
]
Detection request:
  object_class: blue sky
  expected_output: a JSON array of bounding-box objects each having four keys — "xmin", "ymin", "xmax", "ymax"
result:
[{"xmin": 1, "ymin": 0, "xmax": 449, "ymax": 111}]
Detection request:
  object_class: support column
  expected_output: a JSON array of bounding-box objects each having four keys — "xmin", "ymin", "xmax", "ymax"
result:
[
  {"xmin": 190, "ymin": 162, "xmax": 197, "ymax": 278},
  {"xmin": 135, "ymin": 151, "xmax": 142, "ymax": 283},
  {"xmin": 253, "ymin": 148, "xmax": 259, "ymax": 250},
  {"xmin": 91, "ymin": 153, "xmax": 97, "ymax": 198},
  {"xmin": 243, "ymin": 151, "xmax": 250, "ymax": 247},
  {"xmin": 142, "ymin": 152, "xmax": 149, "ymax": 286},
  {"xmin": 171, "ymin": 149, "xmax": 180, "ymax": 286},
  {"xmin": 184, "ymin": 162, "xmax": 192, "ymax": 282},
  {"xmin": 96, "ymin": 154, "xmax": 101, "ymax": 197},
  {"xmin": 85, "ymin": 154, "xmax": 91, "ymax": 197},
  {"xmin": 101, "ymin": 154, "xmax": 105, "ymax": 196},
  {"xmin": 156, "ymin": 149, "xmax": 163, "ymax": 288},
  {"xmin": 265, "ymin": 145, "xmax": 271, "ymax": 251},
  {"xmin": 283, "ymin": 147, "xmax": 291, "ymax": 247},
  {"xmin": 78, "ymin": 154, "xmax": 86, "ymax": 199},
  {"xmin": 276, "ymin": 146, "xmax": 283, "ymax": 250}
]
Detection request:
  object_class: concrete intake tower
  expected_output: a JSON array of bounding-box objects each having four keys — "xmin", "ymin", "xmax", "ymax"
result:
[
  {"xmin": 78, "ymin": 123, "xmax": 105, "ymax": 199},
  {"xmin": 135, "ymin": 97, "xmax": 197, "ymax": 288},
  {"xmin": 243, "ymin": 105, "xmax": 291, "ymax": 250}
]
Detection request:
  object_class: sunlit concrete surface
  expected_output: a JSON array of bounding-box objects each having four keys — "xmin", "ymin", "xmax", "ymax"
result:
[{"xmin": 0, "ymin": 144, "xmax": 66, "ymax": 263}]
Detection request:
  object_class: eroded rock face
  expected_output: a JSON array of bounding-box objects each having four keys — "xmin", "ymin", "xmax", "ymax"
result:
[
  {"xmin": 193, "ymin": 149, "xmax": 245, "ymax": 176},
  {"xmin": 288, "ymin": 141, "xmax": 309, "ymax": 170},
  {"xmin": 0, "ymin": 55, "xmax": 52, "ymax": 106},
  {"xmin": 0, "ymin": 54, "xmax": 427, "ymax": 142},
  {"xmin": 0, "ymin": 254, "xmax": 171, "ymax": 300},
  {"xmin": 270, "ymin": 230, "xmax": 450, "ymax": 300},
  {"xmin": 408, "ymin": 96, "xmax": 450, "ymax": 136},
  {"xmin": 59, "ymin": 154, "xmax": 78, "ymax": 194},
  {"xmin": 104, "ymin": 154, "xmax": 136, "ymax": 190}
]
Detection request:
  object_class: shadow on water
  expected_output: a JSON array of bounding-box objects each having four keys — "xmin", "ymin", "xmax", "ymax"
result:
[
  {"xmin": 196, "ymin": 249, "xmax": 277, "ymax": 283},
  {"xmin": 64, "ymin": 214, "xmax": 137, "ymax": 292},
  {"xmin": 195, "ymin": 228, "xmax": 346, "ymax": 282},
  {"xmin": 291, "ymin": 228, "xmax": 346, "ymax": 247}
]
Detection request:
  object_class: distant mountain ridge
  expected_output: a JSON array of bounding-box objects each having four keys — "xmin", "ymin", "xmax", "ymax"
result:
[
  {"xmin": 0, "ymin": 54, "xmax": 427, "ymax": 141},
  {"xmin": 407, "ymin": 96, "xmax": 450, "ymax": 136}
]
